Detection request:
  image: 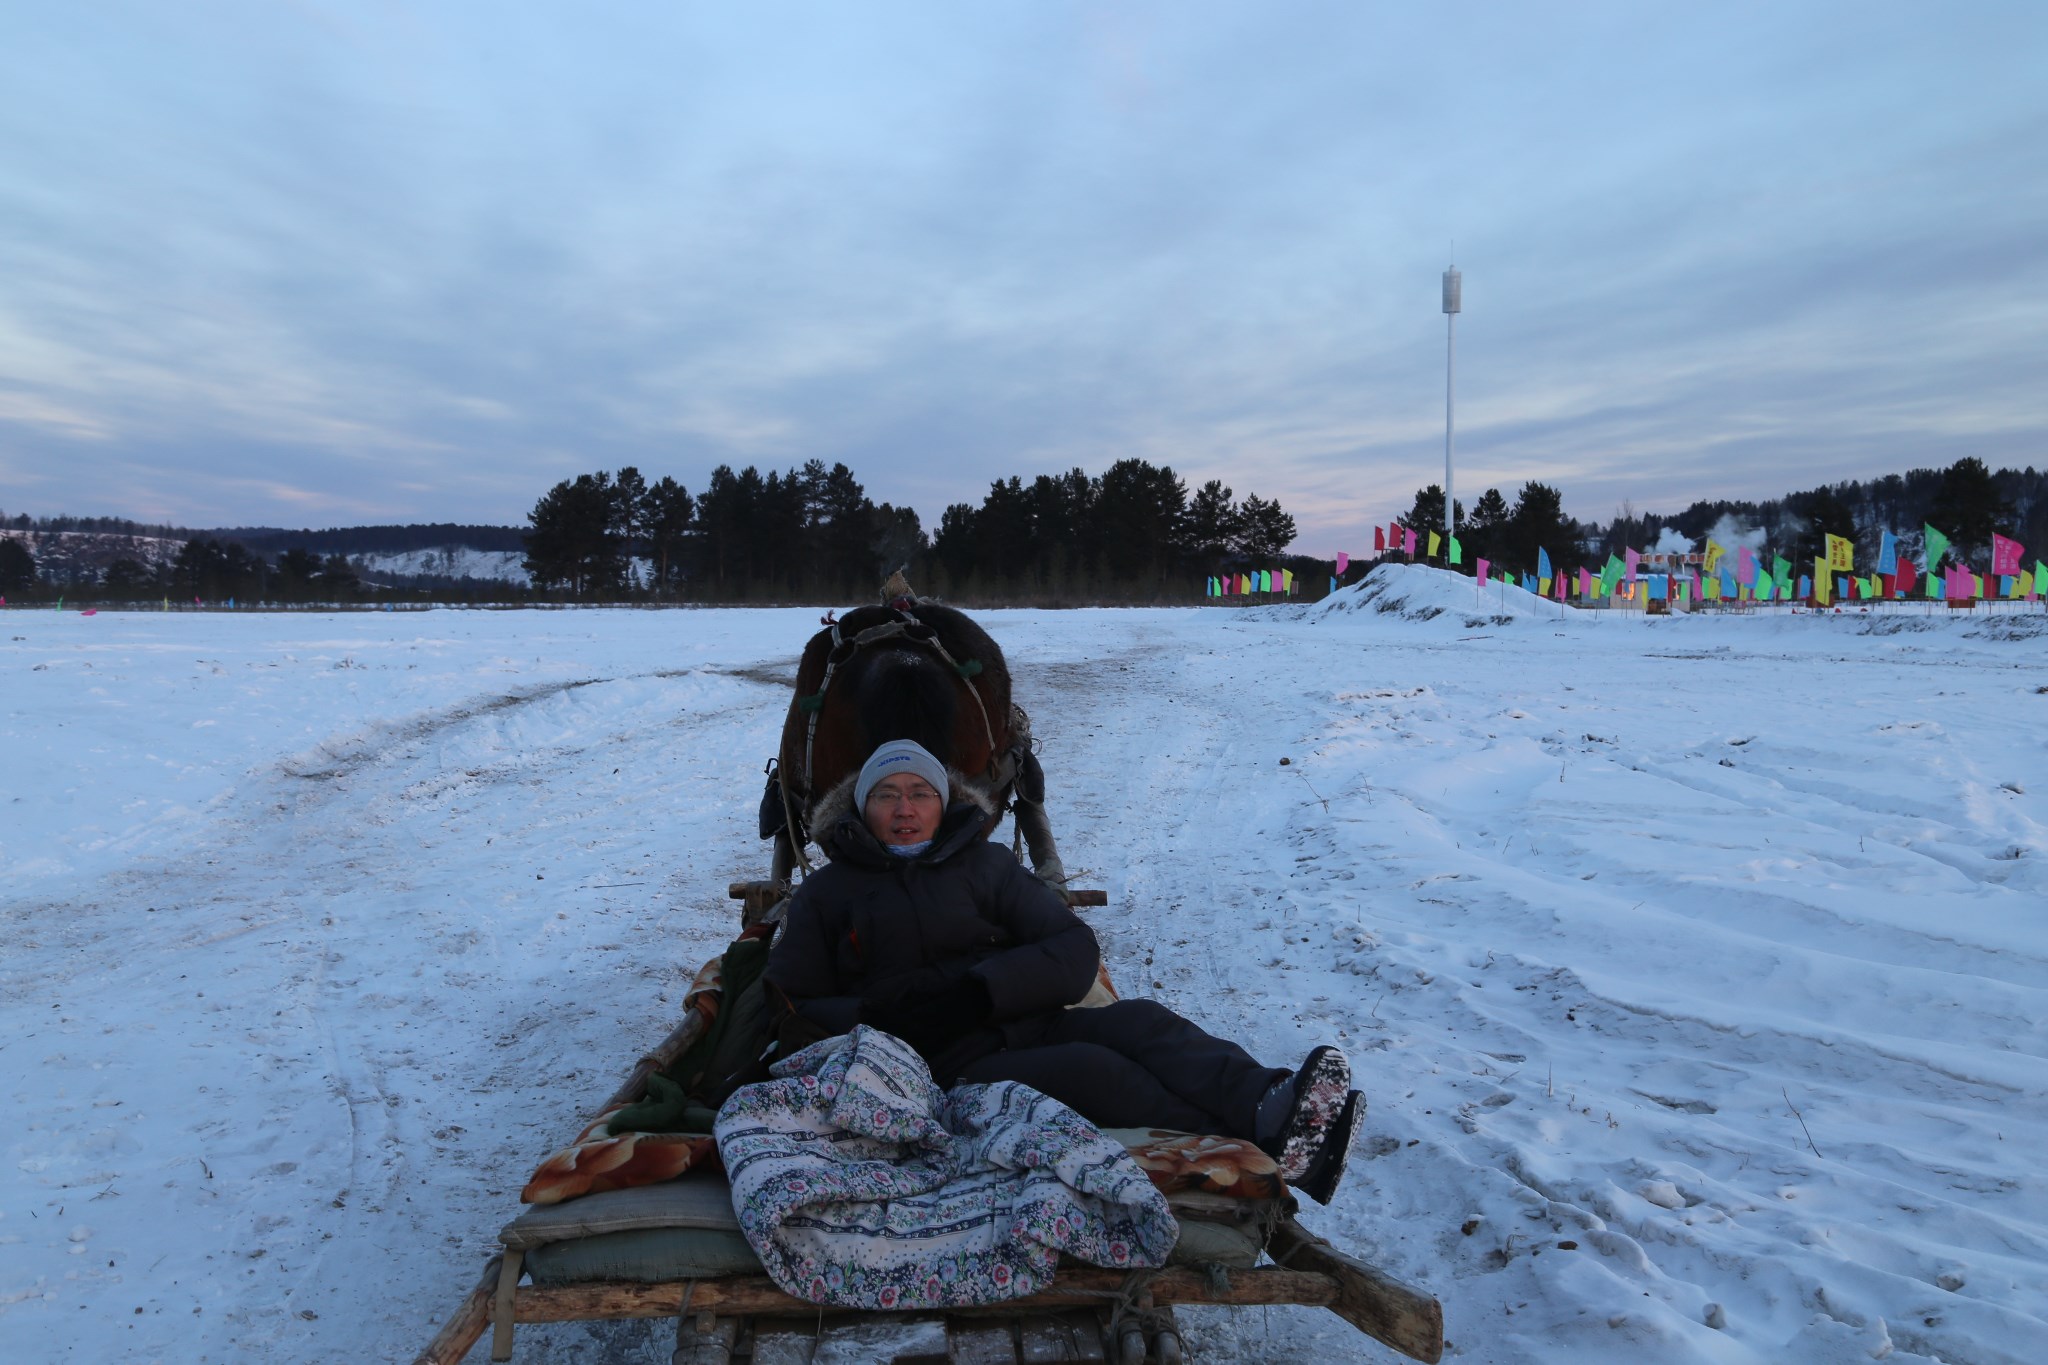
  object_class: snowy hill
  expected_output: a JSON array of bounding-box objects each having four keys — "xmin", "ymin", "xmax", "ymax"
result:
[
  {"xmin": 1315, "ymin": 561, "xmax": 1574, "ymax": 625},
  {"xmin": 2, "ymin": 606, "xmax": 2044, "ymax": 1363},
  {"xmin": 349, "ymin": 545, "xmax": 531, "ymax": 586}
]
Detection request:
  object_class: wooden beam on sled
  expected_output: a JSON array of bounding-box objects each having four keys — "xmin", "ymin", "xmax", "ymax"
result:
[
  {"xmin": 1269, "ymin": 1217, "xmax": 1444, "ymax": 1363},
  {"xmin": 733, "ymin": 877, "xmax": 1106, "ymax": 911},
  {"xmin": 500, "ymin": 1264, "xmax": 1339, "ymax": 1324},
  {"xmin": 413, "ymin": 1255, "xmax": 501, "ymax": 1365}
]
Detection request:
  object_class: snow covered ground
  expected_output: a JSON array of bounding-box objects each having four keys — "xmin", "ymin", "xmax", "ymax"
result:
[{"xmin": 3, "ymin": 568, "xmax": 2044, "ymax": 1364}]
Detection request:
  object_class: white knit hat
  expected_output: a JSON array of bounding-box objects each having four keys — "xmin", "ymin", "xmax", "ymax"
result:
[{"xmin": 854, "ymin": 739, "xmax": 949, "ymax": 808}]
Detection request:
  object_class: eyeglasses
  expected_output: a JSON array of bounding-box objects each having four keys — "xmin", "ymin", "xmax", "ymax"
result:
[{"xmin": 866, "ymin": 784, "xmax": 942, "ymax": 807}]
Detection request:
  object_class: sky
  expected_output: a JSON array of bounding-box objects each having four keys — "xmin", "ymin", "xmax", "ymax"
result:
[{"xmin": 2, "ymin": 2, "xmax": 2045, "ymax": 552}]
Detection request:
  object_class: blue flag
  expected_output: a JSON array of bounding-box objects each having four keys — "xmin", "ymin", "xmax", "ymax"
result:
[
  {"xmin": 1537, "ymin": 547, "xmax": 1552, "ymax": 581},
  {"xmin": 1877, "ymin": 531, "xmax": 1898, "ymax": 576}
]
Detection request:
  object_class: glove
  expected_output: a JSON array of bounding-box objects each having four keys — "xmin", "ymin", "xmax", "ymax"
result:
[{"xmin": 861, "ymin": 974, "xmax": 992, "ymax": 1056}]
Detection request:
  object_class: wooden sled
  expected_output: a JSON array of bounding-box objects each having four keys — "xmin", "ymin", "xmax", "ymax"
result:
[{"xmin": 416, "ymin": 884, "xmax": 1443, "ymax": 1365}]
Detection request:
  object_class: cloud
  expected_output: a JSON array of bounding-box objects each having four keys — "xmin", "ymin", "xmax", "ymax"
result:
[{"xmin": 1, "ymin": 3, "xmax": 2045, "ymax": 539}]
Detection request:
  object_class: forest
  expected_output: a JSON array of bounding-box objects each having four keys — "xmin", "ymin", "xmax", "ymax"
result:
[{"xmin": 3, "ymin": 456, "xmax": 2042, "ymax": 605}]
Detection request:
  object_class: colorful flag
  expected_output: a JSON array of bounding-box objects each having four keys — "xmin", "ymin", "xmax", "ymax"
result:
[
  {"xmin": 1877, "ymin": 531, "xmax": 1898, "ymax": 575},
  {"xmin": 1757, "ymin": 570, "xmax": 1774, "ymax": 601},
  {"xmin": 1923, "ymin": 524, "xmax": 1949, "ymax": 571},
  {"xmin": 2001, "ymin": 575, "xmax": 2016, "ymax": 598},
  {"xmin": 1336, "ymin": 551, "xmax": 1350, "ymax": 575},
  {"xmin": 1505, "ymin": 570, "xmax": 1517, "ymax": 587},
  {"xmin": 1373, "ymin": 527, "xmax": 1385, "ymax": 553},
  {"xmin": 2020, "ymin": 569, "xmax": 2035, "ymax": 599},
  {"xmin": 1720, "ymin": 568, "xmax": 1737, "ymax": 599},
  {"xmin": 1815, "ymin": 559, "xmax": 1830, "ymax": 604},
  {"xmin": 1538, "ymin": 576, "xmax": 1551, "ymax": 597},
  {"xmin": 1735, "ymin": 545, "xmax": 1756, "ymax": 585},
  {"xmin": 1476, "ymin": 558, "xmax": 1490, "ymax": 585},
  {"xmin": 1449, "ymin": 537, "xmax": 1462, "ymax": 565},
  {"xmin": 1704, "ymin": 540, "xmax": 1725, "ymax": 575},
  {"xmin": 1553, "ymin": 571, "xmax": 1565, "ymax": 601},
  {"xmin": 1428, "ymin": 530, "xmax": 1441, "ymax": 559},
  {"xmin": 1991, "ymin": 533, "xmax": 2024, "ymax": 575},
  {"xmin": 1624, "ymin": 548, "xmax": 1640, "ymax": 583},
  {"xmin": 1689, "ymin": 569, "xmax": 1702, "ymax": 602},
  {"xmin": 1537, "ymin": 547, "xmax": 1552, "ymax": 581},
  {"xmin": 1772, "ymin": 555, "xmax": 1792, "ymax": 590},
  {"xmin": 1896, "ymin": 557, "xmax": 1917, "ymax": 595},
  {"xmin": 1578, "ymin": 567, "xmax": 1592, "ymax": 597},
  {"xmin": 1825, "ymin": 534, "xmax": 1854, "ymax": 571},
  {"xmin": 1648, "ymin": 573, "xmax": 1669, "ymax": 600},
  {"xmin": 1798, "ymin": 574, "xmax": 1811, "ymax": 600},
  {"xmin": 1403, "ymin": 528, "xmax": 1417, "ymax": 557},
  {"xmin": 1703, "ymin": 576, "xmax": 1719, "ymax": 601}
]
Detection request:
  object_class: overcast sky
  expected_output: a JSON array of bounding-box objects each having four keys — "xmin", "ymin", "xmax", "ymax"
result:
[{"xmin": 2, "ymin": 2, "xmax": 2044, "ymax": 551}]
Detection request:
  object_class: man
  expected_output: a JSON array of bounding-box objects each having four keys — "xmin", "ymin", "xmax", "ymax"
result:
[{"xmin": 765, "ymin": 739, "xmax": 1364, "ymax": 1203}]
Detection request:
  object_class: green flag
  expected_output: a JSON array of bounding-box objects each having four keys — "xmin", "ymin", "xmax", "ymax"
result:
[
  {"xmin": 1923, "ymin": 524, "xmax": 1949, "ymax": 571},
  {"xmin": 1449, "ymin": 536, "xmax": 1462, "ymax": 565}
]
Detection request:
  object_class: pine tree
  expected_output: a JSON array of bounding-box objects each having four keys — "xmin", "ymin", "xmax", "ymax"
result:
[
  {"xmin": 1926, "ymin": 457, "xmax": 2011, "ymax": 557},
  {"xmin": 0, "ymin": 536, "xmax": 36, "ymax": 592}
]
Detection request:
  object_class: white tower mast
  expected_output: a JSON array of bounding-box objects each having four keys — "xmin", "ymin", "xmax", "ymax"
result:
[{"xmin": 1442, "ymin": 262, "xmax": 1461, "ymax": 550}]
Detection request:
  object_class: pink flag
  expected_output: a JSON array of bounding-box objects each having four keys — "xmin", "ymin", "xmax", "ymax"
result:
[
  {"xmin": 1736, "ymin": 545, "xmax": 1756, "ymax": 585},
  {"xmin": 1624, "ymin": 548, "xmax": 1640, "ymax": 583},
  {"xmin": 1991, "ymin": 533, "xmax": 2023, "ymax": 575},
  {"xmin": 1578, "ymin": 567, "xmax": 1592, "ymax": 597},
  {"xmin": 1476, "ymin": 558, "xmax": 1490, "ymax": 586},
  {"xmin": 1692, "ymin": 570, "xmax": 1704, "ymax": 602},
  {"xmin": 1553, "ymin": 571, "xmax": 1565, "ymax": 601},
  {"xmin": 1336, "ymin": 551, "xmax": 1350, "ymax": 576},
  {"xmin": 1403, "ymin": 528, "xmax": 1417, "ymax": 556}
]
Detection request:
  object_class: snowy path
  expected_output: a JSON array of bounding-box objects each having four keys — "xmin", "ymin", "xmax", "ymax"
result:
[{"xmin": 3, "ymin": 582, "xmax": 2045, "ymax": 1362}]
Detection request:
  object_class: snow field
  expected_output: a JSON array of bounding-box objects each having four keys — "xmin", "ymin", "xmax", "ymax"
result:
[{"xmin": 2, "ymin": 575, "xmax": 2044, "ymax": 1362}]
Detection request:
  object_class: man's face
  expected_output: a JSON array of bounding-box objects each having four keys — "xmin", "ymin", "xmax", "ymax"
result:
[{"xmin": 863, "ymin": 772, "xmax": 944, "ymax": 846}]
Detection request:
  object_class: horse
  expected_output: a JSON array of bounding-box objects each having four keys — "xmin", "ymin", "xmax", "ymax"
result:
[{"xmin": 763, "ymin": 579, "xmax": 1065, "ymax": 891}]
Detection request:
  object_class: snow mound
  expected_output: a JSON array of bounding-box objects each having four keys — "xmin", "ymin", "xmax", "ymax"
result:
[{"xmin": 1313, "ymin": 562, "xmax": 1573, "ymax": 625}]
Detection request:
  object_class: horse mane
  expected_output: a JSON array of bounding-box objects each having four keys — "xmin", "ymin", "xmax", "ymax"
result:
[{"xmin": 840, "ymin": 646, "xmax": 960, "ymax": 764}]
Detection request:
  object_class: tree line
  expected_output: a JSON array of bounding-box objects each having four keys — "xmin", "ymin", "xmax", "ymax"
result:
[{"xmin": 521, "ymin": 457, "xmax": 1300, "ymax": 603}]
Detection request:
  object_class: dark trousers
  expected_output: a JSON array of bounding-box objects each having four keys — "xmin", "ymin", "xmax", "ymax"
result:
[{"xmin": 949, "ymin": 999, "xmax": 1286, "ymax": 1138}]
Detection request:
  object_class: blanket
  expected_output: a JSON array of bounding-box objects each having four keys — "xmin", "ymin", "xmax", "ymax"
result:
[{"xmin": 714, "ymin": 1025, "xmax": 1178, "ymax": 1309}]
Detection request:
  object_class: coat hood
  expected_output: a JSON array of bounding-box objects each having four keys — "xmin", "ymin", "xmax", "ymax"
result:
[{"xmin": 812, "ymin": 765, "xmax": 997, "ymax": 869}]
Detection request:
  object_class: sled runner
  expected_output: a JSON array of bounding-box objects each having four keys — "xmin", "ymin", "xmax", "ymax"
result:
[{"xmin": 414, "ymin": 882, "xmax": 1442, "ymax": 1365}]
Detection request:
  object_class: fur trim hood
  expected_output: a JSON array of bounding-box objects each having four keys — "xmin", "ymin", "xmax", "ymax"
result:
[{"xmin": 810, "ymin": 764, "xmax": 997, "ymax": 869}]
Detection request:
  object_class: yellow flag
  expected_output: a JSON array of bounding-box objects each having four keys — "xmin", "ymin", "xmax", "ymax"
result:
[
  {"xmin": 1815, "ymin": 557, "xmax": 1830, "ymax": 604},
  {"xmin": 1427, "ymin": 531, "xmax": 1441, "ymax": 559},
  {"xmin": 1825, "ymin": 534, "xmax": 1854, "ymax": 571},
  {"xmin": 1704, "ymin": 540, "xmax": 1726, "ymax": 575},
  {"xmin": 2021, "ymin": 569, "xmax": 2035, "ymax": 598},
  {"xmin": 1538, "ymin": 576, "xmax": 1551, "ymax": 596}
]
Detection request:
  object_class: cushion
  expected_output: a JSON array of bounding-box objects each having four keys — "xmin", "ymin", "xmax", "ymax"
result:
[{"xmin": 503, "ymin": 1176, "xmax": 1280, "ymax": 1284}]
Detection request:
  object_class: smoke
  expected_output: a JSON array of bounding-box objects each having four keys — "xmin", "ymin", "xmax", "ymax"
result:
[
  {"xmin": 1651, "ymin": 527, "xmax": 1691, "ymax": 555},
  {"xmin": 1707, "ymin": 514, "xmax": 1769, "ymax": 554}
]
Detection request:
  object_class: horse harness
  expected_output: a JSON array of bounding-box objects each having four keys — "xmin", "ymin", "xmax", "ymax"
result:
[{"xmin": 773, "ymin": 604, "xmax": 1022, "ymax": 880}]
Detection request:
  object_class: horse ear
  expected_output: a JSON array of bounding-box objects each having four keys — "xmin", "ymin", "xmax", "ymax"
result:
[{"xmin": 880, "ymin": 568, "xmax": 914, "ymax": 606}]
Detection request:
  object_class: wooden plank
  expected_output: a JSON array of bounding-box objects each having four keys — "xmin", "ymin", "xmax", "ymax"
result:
[
  {"xmin": 1267, "ymin": 1218, "xmax": 1443, "ymax": 1364},
  {"xmin": 507, "ymin": 1266, "xmax": 1337, "ymax": 1324},
  {"xmin": 946, "ymin": 1321, "xmax": 1020, "ymax": 1365},
  {"xmin": 1018, "ymin": 1309, "xmax": 1107, "ymax": 1362},
  {"xmin": 412, "ymin": 1254, "xmax": 501, "ymax": 1365}
]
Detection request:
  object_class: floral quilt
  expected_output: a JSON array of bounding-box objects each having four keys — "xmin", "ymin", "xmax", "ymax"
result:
[{"xmin": 714, "ymin": 1025, "xmax": 1177, "ymax": 1309}]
